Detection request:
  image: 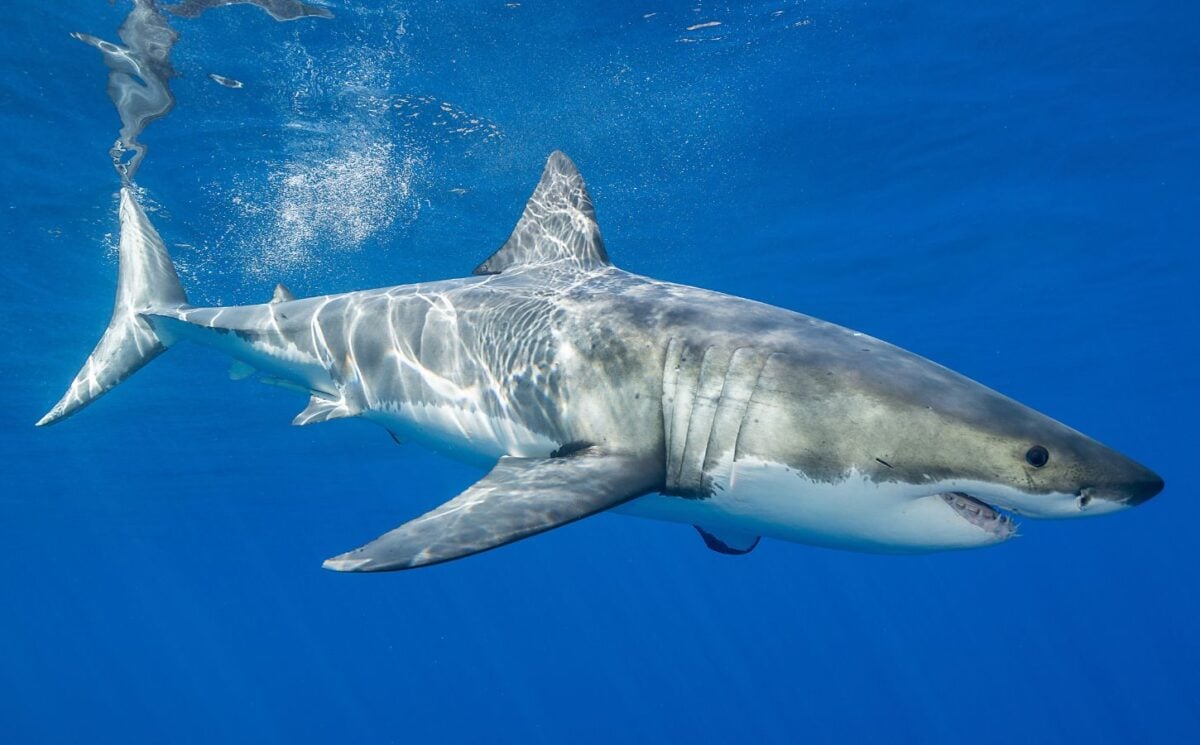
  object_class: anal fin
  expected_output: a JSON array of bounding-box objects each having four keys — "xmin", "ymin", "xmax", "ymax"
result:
[{"xmin": 228, "ymin": 359, "xmax": 257, "ymax": 381}]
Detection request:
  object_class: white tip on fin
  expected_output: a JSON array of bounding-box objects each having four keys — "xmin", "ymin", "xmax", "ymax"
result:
[{"xmin": 322, "ymin": 557, "xmax": 374, "ymax": 572}]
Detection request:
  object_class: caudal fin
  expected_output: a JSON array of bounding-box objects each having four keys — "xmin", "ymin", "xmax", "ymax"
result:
[{"xmin": 37, "ymin": 188, "xmax": 188, "ymax": 426}]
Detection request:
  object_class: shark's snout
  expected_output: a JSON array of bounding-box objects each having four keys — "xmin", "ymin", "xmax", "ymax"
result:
[
  {"xmin": 1083, "ymin": 463, "xmax": 1164, "ymax": 510},
  {"xmin": 1115, "ymin": 470, "xmax": 1165, "ymax": 506}
]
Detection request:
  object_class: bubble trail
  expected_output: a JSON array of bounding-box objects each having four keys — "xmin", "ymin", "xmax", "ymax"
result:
[{"xmin": 165, "ymin": 0, "xmax": 333, "ymax": 22}]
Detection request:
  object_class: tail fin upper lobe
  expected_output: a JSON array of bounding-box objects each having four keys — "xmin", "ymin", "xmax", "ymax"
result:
[{"xmin": 37, "ymin": 188, "xmax": 188, "ymax": 426}]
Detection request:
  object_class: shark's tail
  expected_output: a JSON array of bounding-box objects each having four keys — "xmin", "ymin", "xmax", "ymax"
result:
[{"xmin": 37, "ymin": 188, "xmax": 189, "ymax": 427}]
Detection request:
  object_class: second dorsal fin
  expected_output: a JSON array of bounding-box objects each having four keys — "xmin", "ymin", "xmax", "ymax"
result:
[
  {"xmin": 473, "ymin": 151, "xmax": 611, "ymax": 275},
  {"xmin": 271, "ymin": 283, "xmax": 295, "ymax": 303}
]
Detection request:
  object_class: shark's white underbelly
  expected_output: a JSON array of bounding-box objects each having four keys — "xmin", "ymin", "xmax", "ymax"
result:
[
  {"xmin": 617, "ymin": 457, "xmax": 1008, "ymax": 553},
  {"xmin": 367, "ymin": 402, "xmax": 560, "ymax": 467}
]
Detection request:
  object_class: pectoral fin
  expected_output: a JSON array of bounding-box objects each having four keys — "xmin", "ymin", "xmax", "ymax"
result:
[{"xmin": 323, "ymin": 447, "xmax": 660, "ymax": 572}]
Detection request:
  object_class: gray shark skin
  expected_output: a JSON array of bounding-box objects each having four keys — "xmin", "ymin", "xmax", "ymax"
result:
[{"xmin": 38, "ymin": 152, "xmax": 1164, "ymax": 571}]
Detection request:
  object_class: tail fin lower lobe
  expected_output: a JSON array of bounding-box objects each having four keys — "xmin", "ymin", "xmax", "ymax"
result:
[{"xmin": 37, "ymin": 188, "xmax": 188, "ymax": 426}]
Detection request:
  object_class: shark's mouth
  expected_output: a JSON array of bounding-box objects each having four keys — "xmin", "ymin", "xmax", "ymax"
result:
[{"xmin": 940, "ymin": 492, "xmax": 1018, "ymax": 539}]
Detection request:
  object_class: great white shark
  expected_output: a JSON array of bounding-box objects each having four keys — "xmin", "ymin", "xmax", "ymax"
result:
[{"xmin": 38, "ymin": 152, "xmax": 1164, "ymax": 570}]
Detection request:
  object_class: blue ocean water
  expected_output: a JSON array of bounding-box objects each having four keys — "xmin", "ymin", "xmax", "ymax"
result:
[{"xmin": 2, "ymin": 1, "xmax": 1197, "ymax": 742}]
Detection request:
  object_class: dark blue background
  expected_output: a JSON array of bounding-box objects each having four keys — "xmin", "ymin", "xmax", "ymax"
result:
[{"xmin": 2, "ymin": 2, "xmax": 1196, "ymax": 743}]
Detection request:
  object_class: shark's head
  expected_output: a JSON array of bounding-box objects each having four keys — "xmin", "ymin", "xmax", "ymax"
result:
[
  {"xmin": 739, "ymin": 332, "xmax": 1164, "ymax": 552},
  {"xmin": 847, "ymin": 347, "xmax": 1165, "ymax": 530},
  {"xmin": 913, "ymin": 391, "xmax": 1165, "ymax": 520}
]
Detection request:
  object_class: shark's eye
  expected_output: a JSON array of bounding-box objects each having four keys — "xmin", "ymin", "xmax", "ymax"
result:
[{"xmin": 1025, "ymin": 445, "xmax": 1050, "ymax": 468}]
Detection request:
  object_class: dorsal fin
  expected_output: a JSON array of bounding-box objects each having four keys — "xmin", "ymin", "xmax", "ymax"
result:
[
  {"xmin": 474, "ymin": 151, "xmax": 610, "ymax": 275},
  {"xmin": 271, "ymin": 283, "xmax": 295, "ymax": 303}
]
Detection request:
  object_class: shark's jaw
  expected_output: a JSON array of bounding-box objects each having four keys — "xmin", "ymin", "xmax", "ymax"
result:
[
  {"xmin": 928, "ymin": 476, "xmax": 1141, "ymax": 522},
  {"xmin": 617, "ymin": 460, "xmax": 1150, "ymax": 553},
  {"xmin": 616, "ymin": 460, "xmax": 1027, "ymax": 554},
  {"xmin": 938, "ymin": 492, "xmax": 1018, "ymax": 539}
]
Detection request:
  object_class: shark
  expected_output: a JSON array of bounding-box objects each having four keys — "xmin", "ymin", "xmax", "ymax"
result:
[{"xmin": 37, "ymin": 152, "xmax": 1164, "ymax": 571}]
